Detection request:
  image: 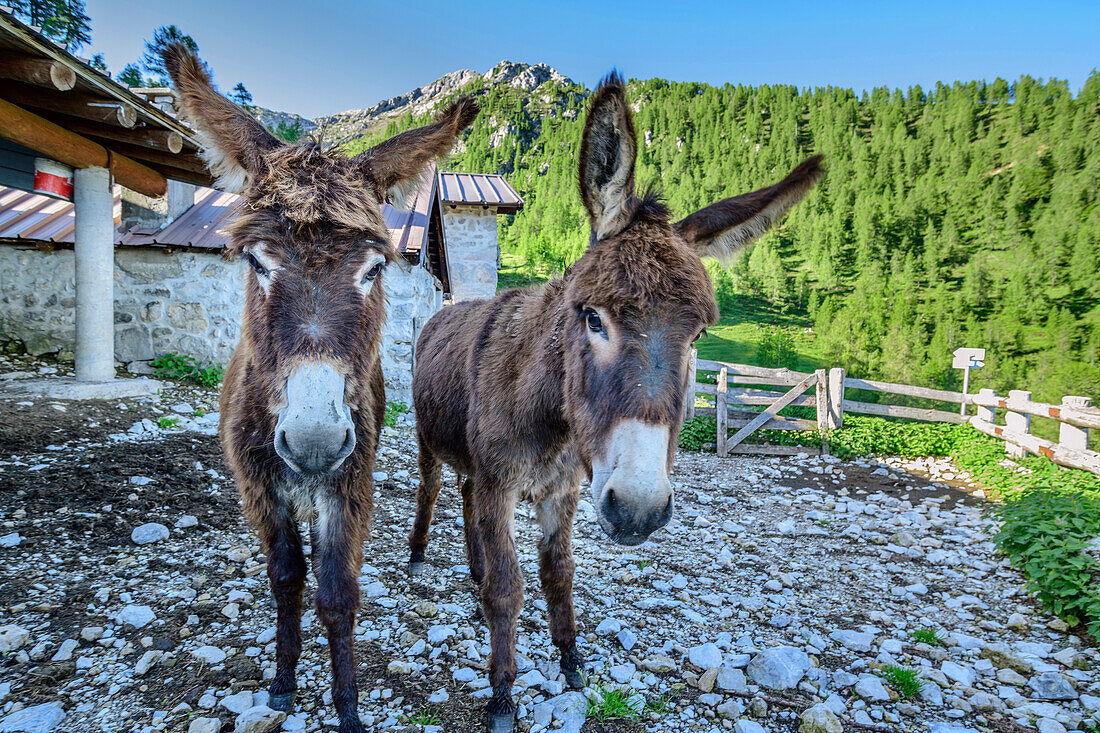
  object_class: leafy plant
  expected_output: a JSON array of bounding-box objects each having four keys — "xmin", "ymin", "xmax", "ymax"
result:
[
  {"xmin": 881, "ymin": 666, "xmax": 924, "ymax": 698},
  {"xmin": 384, "ymin": 401, "xmax": 409, "ymax": 428},
  {"xmin": 408, "ymin": 709, "xmax": 439, "ymax": 725},
  {"xmin": 585, "ymin": 684, "xmax": 643, "ymax": 723},
  {"xmin": 910, "ymin": 628, "xmax": 945, "ymax": 646},
  {"xmin": 157, "ymin": 416, "xmax": 179, "ymax": 430},
  {"xmin": 150, "ymin": 353, "xmax": 224, "ymax": 388},
  {"xmin": 758, "ymin": 326, "xmax": 796, "ymax": 368}
]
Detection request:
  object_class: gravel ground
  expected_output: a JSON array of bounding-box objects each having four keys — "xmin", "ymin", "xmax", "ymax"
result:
[{"xmin": 0, "ymin": 358, "xmax": 1098, "ymax": 733}]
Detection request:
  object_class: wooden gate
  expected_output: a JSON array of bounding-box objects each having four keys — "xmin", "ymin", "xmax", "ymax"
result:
[{"xmin": 685, "ymin": 356, "xmax": 828, "ymax": 457}]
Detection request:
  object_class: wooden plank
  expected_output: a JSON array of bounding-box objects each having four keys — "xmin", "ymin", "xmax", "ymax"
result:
[
  {"xmin": 727, "ymin": 372, "xmax": 818, "ymax": 450},
  {"xmin": 65, "ymin": 119, "xmax": 184, "ymax": 154},
  {"xmin": 728, "ymin": 393, "xmax": 817, "ymax": 408},
  {"xmin": 968, "ymin": 392, "xmax": 1100, "ymax": 430},
  {"xmin": 815, "ymin": 369, "xmax": 830, "ymax": 455},
  {"xmin": 0, "ymin": 97, "xmax": 165, "ymax": 197},
  {"xmin": 1005, "ymin": 389, "xmax": 1032, "ymax": 459},
  {"xmin": 694, "ymin": 358, "xmax": 812, "ymax": 380},
  {"xmin": 728, "ymin": 444, "xmax": 820, "ymax": 456},
  {"xmin": 843, "ymin": 376, "xmax": 970, "ymax": 404},
  {"xmin": 729, "ymin": 375, "xmax": 809, "ymax": 387},
  {"xmin": 683, "ymin": 348, "xmax": 697, "ymax": 421},
  {"xmin": 975, "ymin": 388, "xmax": 997, "ymax": 424},
  {"xmin": 828, "ymin": 368, "xmax": 845, "ymax": 429},
  {"xmin": 716, "ymin": 367, "xmax": 728, "ymax": 458},
  {"xmin": 841, "ymin": 399, "xmax": 964, "ymax": 423},
  {"xmin": 969, "ymin": 416, "xmax": 1100, "ymax": 476},
  {"xmin": 694, "ymin": 382, "xmax": 717, "ymax": 395},
  {"xmin": 729, "ymin": 416, "xmax": 817, "ymax": 431},
  {"xmin": 1060, "ymin": 397, "xmax": 1091, "ymax": 452},
  {"xmin": 0, "ymin": 80, "xmax": 137, "ymax": 127}
]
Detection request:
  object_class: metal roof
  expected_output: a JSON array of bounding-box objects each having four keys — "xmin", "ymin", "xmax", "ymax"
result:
[
  {"xmin": 0, "ymin": 168, "xmax": 523, "ymax": 250},
  {"xmin": 439, "ymin": 170, "xmax": 523, "ymax": 213}
]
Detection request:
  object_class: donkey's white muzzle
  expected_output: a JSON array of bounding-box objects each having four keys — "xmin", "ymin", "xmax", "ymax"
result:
[
  {"xmin": 274, "ymin": 362, "xmax": 355, "ymax": 476},
  {"xmin": 590, "ymin": 420, "xmax": 674, "ymax": 546}
]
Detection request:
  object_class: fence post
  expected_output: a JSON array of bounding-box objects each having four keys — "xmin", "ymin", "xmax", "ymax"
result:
[
  {"xmin": 827, "ymin": 367, "xmax": 845, "ymax": 429},
  {"xmin": 975, "ymin": 388, "xmax": 997, "ymax": 425},
  {"xmin": 683, "ymin": 348, "xmax": 697, "ymax": 421},
  {"xmin": 814, "ymin": 369, "xmax": 829, "ymax": 454},
  {"xmin": 1060, "ymin": 396, "xmax": 1092, "ymax": 452},
  {"xmin": 1005, "ymin": 389, "xmax": 1031, "ymax": 459},
  {"xmin": 716, "ymin": 366, "xmax": 728, "ymax": 458}
]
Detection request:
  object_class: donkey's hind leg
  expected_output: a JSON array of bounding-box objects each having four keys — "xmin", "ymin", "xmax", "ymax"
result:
[
  {"xmin": 460, "ymin": 476, "xmax": 486, "ymax": 587},
  {"xmin": 261, "ymin": 508, "xmax": 308, "ymax": 713},
  {"xmin": 536, "ymin": 485, "xmax": 585, "ymax": 689},
  {"xmin": 408, "ymin": 432, "xmax": 443, "ymax": 576}
]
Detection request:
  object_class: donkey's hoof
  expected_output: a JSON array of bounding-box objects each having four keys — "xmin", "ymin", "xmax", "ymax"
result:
[
  {"xmin": 486, "ymin": 712, "xmax": 516, "ymax": 733},
  {"xmin": 408, "ymin": 560, "xmax": 425, "ymax": 577},
  {"xmin": 561, "ymin": 663, "xmax": 585, "ymax": 689},
  {"xmin": 561, "ymin": 645, "xmax": 586, "ymax": 688},
  {"xmin": 337, "ymin": 720, "xmax": 363, "ymax": 733},
  {"xmin": 268, "ymin": 690, "xmax": 296, "ymax": 713}
]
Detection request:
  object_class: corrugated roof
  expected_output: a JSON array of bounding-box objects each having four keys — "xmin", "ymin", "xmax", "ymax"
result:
[
  {"xmin": 0, "ymin": 168, "xmax": 523, "ymax": 250},
  {"xmin": 439, "ymin": 171, "xmax": 523, "ymax": 213}
]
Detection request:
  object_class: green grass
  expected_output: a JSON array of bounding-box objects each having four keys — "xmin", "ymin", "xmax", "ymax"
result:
[
  {"xmin": 585, "ymin": 684, "xmax": 644, "ymax": 723},
  {"xmin": 384, "ymin": 401, "xmax": 409, "ymax": 428},
  {"xmin": 408, "ymin": 710, "xmax": 439, "ymax": 726},
  {"xmin": 150, "ymin": 352, "xmax": 224, "ymax": 388},
  {"xmin": 498, "ymin": 252, "xmax": 551, "ymax": 290},
  {"xmin": 880, "ymin": 666, "xmax": 924, "ymax": 698},
  {"xmin": 157, "ymin": 416, "xmax": 179, "ymax": 430},
  {"xmin": 910, "ymin": 628, "xmax": 946, "ymax": 646}
]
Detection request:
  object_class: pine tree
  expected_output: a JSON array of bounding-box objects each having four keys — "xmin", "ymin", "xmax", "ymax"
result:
[
  {"xmin": 230, "ymin": 83, "xmax": 253, "ymax": 106},
  {"xmin": 140, "ymin": 26, "xmax": 198, "ymax": 86},
  {"xmin": 117, "ymin": 63, "xmax": 143, "ymax": 88}
]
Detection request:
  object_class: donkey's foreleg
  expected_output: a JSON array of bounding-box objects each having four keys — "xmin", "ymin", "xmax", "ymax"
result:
[
  {"xmin": 536, "ymin": 488, "xmax": 584, "ymax": 688},
  {"xmin": 260, "ymin": 510, "xmax": 307, "ymax": 712},
  {"xmin": 460, "ymin": 477, "xmax": 486, "ymax": 587},
  {"xmin": 408, "ymin": 435, "xmax": 442, "ymax": 575},
  {"xmin": 312, "ymin": 499, "xmax": 364, "ymax": 733},
  {"xmin": 476, "ymin": 481, "xmax": 523, "ymax": 733}
]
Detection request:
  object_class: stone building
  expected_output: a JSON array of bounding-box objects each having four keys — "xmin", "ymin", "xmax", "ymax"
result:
[{"xmin": 0, "ymin": 166, "xmax": 522, "ymax": 404}]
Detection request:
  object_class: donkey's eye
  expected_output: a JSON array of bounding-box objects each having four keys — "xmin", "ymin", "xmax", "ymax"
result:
[
  {"xmin": 363, "ymin": 263, "xmax": 384, "ymax": 283},
  {"xmin": 694, "ymin": 329, "xmax": 708, "ymax": 343},
  {"xmin": 243, "ymin": 252, "xmax": 268, "ymax": 277},
  {"xmin": 584, "ymin": 310, "xmax": 603, "ymax": 333}
]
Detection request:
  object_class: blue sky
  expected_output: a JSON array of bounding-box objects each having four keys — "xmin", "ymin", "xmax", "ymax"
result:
[{"xmin": 88, "ymin": 0, "xmax": 1100, "ymax": 118}]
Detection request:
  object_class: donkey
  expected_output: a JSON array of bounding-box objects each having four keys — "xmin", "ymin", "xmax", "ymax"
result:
[
  {"xmin": 162, "ymin": 44, "xmax": 477, "ymax": 732},
  {"xmin": 409, "ymin": 74, "xmax": 822, "ymax": 732}
]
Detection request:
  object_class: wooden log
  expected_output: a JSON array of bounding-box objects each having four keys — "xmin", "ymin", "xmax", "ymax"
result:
[
  {"xmin": 843, "ymin": 376, "xmax": 969, "ymax": 405},
  {"xmin": 0, "ymin": 56, "xmax": 75, "ymax": 90},
  {"xmin": 1060, "ymin": 396, "xmax": 1091, "ymax": 452},
  {"xmin": 828, "ymin": 368, "xmax": 845, "ymax": 429},
  {"xmin": 0, "ymin": 97, "xmax": 165, "ymax": 197},
  {"xmin": 815, "ymin": 368, "xmax": 829, "ymax": 454},
  {"xmin": 727, "ymin": 372, "xmax": 818, "ymax": 450},
  {"xmin": 975, "ymin": 388, "xmax": 997, "ymax": 425},
  {"xmin": 728, "ymin": 444, "xmax": 820, "ymax": 456},
  {"xmin": 968, "ymin": 392, "xmax": 1100, "ymax": 431},
  {"xmin": 716, "ymin": 366, "xmax": 728, "ymax": 458},
  {"xmin": 0, "ymin": 80, "xmax": 137, "ymax": 127},
  {"xmin": 727, "ymin": 393, "xmax": 817, "ymax": 408},
  {"xmin": 841, "ymin": 399, "xmax": 964, "ymax": 424},
  {"xmin": 729, "ymin": 375, "xmax": 810, "ymax": 387},
  {"xmin": 969, "ymin": 416, "xmax": 1100, "ymax": 477},
  {"xmin": 1005, "ymin": 389, "xmax": 1032, "ymax": 459},
  {"xmin": 694, "ymin": 358, "xmax": 812, "ymax": 380},
  {"xmin": 684, "ymin": 348, "xmax": 697, "ymax": 421},
  {"xmin": 728, "ymin": 416, "xmax": 817, "ymax": 431},
  {"xmin": 64, "ymin": 118, "xmax": 184, "ymax": 153}
]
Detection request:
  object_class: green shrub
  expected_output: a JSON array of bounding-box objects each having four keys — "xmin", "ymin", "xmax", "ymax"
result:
[
  {"xmin": 150, "ymin": 353, "xmax": 224, "ymax": 387},
  {"xmin": 157, "ymin": 416, "xmax": 179, "ymax": 430},
  {"xmin": 585, "ymin": 684, "xmax": 643, "ymax": 723},
  {"xmin": 384, "ymin": 401, "xmax": 409, "ymax": 428},
  {"xmin": 910, "ymin": 628, "xmax": 945, "ymax": 646},
  {"xmin": 880, "ymin": 666, "xmax": 924, "ymax": 698}
]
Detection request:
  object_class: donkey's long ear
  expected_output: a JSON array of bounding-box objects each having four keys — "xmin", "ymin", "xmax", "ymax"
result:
[
  {"xmin": 675, "ymin": 156, "xmax": 824, "ymax": 261},
  {"xmin": 162, "ymin": 43, "xmax": 281, "ymax": 193},
  {"xmin": 578, "ymin": 72, "xmax": 637, "ymax": 241},
  {"xmin": 355, "ymin": 98, "xmax": 479, "ymax": 207}
]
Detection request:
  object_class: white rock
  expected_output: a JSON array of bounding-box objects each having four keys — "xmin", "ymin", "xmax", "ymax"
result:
[
  {"xmin": 0, "ymin": 702, "xmax": 66, "ymax": 733},
  {"xmin": 134, "ymin": 650, "xmax": 163, "ymax": 676},
  {"xmin": 0, "ymin": 625, "xmax": 30, "ymax": 652},
  {"xmin": 221, "ymin": 691, "xmax": 254, "ymax": 715},
  {"xmin": 232, "ymin": 706, "xmax": 285, "ymax": 733},
  {"xmin": 187, "ymin": 719, "xmax": 222, "ymax": 733},
  {"xmin": 747, "ymin": 646, "xmax": 810, "ymax": 690},
  {"xmin": 0, "ymin": 533, "xmax": 22, "ymax": 548},
  {"xmin": 829, "ymin": 629, "xmax": 875, "ymax": 652},
  {"xmin": 854, "ymin": 674, "xmax": 891, "ymax": 702},
  {"xmin": 733, "ymin": 721, "xmax": 766, "ymax": 733},
  {"xmin": 688, "ymin": 642, "xmax": 723, "ymax": 669},
  {"xmin": 800, "ymin": 704, "xmax": 843, "ymax": 733},
  {"xmin": 115, "ymin": 605, "xmax": 155, "ymax": 629},
  {"xmin": 192, "ymin": 645, "xmax": 227, "ymax": 665},
  {"xmin": 131, "ymin": 522, "xmax": 170, "ymax": 545},
  {"xmin": 942, "ymin": 661, "xmax": 976, "ymax": 687},
  {"xmin": 616, "ymin": 628, "xmax": 637, "ymax": 651},
  {"xmin": 175, "ymin": 515, "xmax": 199, "ymax": 529}
]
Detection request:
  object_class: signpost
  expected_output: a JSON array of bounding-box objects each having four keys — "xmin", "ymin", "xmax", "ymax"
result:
[{"xmin": 953, "ymin": 347, "xmax": 986, "ymax": 416}]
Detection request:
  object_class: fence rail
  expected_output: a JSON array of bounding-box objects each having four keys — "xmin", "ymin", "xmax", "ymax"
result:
[{"xmin": 686, "ymin": 353, "xmax": 1100, "ymax": 476}]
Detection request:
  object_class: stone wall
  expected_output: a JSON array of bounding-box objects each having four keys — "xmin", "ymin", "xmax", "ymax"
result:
[
  {"xmin": 0, "ymin": 244, "xmax": 441, "ymax": 404},
  {"xmin": 442, "ymin": 210, "xmax": 499, "ymax": 302}
]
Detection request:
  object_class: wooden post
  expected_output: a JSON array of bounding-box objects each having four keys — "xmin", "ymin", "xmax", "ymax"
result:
[
  {"xmin": 716, "ymin": 366, "xmax": 728, "ymax": 458},
  {"xmin": 1060, "ymin": 396, "xmax": 1092, "ymax": 452},
  {"xmin": 827, "ymin": 367, "xmax": 845, "ymax": 429},
  {"xmin": 975, "ymin": 388, "xmax": 997, "ymax": 425},
  {"xmin": 814, "ymin": 369, "xmax": 829, "ymax": 454},
  {"xmin": 683, "ymin": 348, "xmax": 698, "ymax": 421},
  {"xmin": 1005, "ymin": 389, "xmax": 1032, "ymax": 459},
  {"xmin": 960, "ymin": 367, "xmax": 970, "ymax": 416}
]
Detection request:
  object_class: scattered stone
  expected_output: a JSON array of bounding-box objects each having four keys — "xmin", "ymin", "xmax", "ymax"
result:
[
  {"xmin": 188, "ymin": 719, "xmax": 222, "ymax": 733},
  {"xmin": 232, "ymin": 706, "xmax": 285, "ymax": 733},
  {"xmin": 0, "ymin": 625, "xmax": 29, "ymax": 652},
  {"xmin": 130, "ymin": 522, "xmax": 170, "ymax": 545},
  {"xmin": 747, "ymin": 647, "xmax": 810, "ymax": 690},
  {"xmin": 688, "ymin": 642, "xmax": 723, "ymax": 669},
  {"xmin": 0, "ymin": 702, "xmax": 65, "ymax": 733},
  {"xmin": 192, "ymin": 646, "xmax": 227, "ymax": 665},
  {"xmin": 115, "ymin": 605, "xmax": 155, "ymax": 629},
  {"xmin": 1028, "ymin": 672, "xmax": 1077, "ymax": 700},
  {"xmin": 799, "ymin": 704, "xmax": 843, "ymax": 733}
]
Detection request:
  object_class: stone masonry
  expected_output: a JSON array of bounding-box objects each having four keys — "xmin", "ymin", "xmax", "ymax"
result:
[
  {"xmin": 0, "ymin": 244, "xmax": 441, "ymax": 405},
  {"xmin": 441, "ymin": 210, "xmax": 499, "ymax": 302}
]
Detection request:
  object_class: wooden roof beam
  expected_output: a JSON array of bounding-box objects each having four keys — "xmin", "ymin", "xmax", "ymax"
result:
[
  {"xmin": 0, "ymin": 96, "xmax": 166, "ymax": 197},
  {"xmin": 0, "ymin": 56, "xmax": 75, "ymax": 90},
  {"xmin": 64, "ymin": 118, "xmax": 183, "ymax": 154},
  {"xmin": 0, "ymin": 79, "xmax": 136, "ymax": 127}
]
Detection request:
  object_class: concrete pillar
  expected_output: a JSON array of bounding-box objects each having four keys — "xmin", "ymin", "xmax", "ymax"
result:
[{"xmin": 73, "ymin": 166, "xmax": 115, "ymax": 381}]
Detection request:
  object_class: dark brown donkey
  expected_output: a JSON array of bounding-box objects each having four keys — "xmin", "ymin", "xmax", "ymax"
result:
[
  {"xmin": 410, "ymin": 73, "xmax": 823, "ymax": 733},
  {"xmin": 162, "ymin": 45, "xmax": 477, "ymax": 733}
]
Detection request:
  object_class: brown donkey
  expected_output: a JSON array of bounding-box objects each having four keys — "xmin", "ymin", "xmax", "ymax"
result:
[
  {"xmin": 410, "ymin": 73, "xmax": 823, "ymax": 732},
  {"xmin": 162, "ymin": 45, "xmax": 477, "ymax": 733}
]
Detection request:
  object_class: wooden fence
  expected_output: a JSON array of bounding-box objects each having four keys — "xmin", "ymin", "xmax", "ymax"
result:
[{"xmin": 685, "ymin": 353, "xmax": 1100, "ymax": 476}]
